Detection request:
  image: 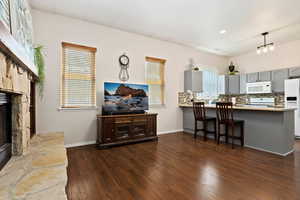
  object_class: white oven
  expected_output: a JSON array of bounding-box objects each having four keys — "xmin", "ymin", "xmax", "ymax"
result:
[{"xmin": 246, "ymin": 81, "xmax": 272, "ymax": 94}]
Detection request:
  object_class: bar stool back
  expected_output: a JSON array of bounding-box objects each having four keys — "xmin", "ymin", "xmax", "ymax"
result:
[
  {"xmin": 216, "ymin": 102, "xmax": 244, "ymax": 148},
  {"xmin": 192, "ymin": 102, "xmax": 217, "ymax": 141}
]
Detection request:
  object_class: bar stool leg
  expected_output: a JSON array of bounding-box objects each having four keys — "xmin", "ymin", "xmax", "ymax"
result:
[
  {"xmin": 231, "ymin": 124, "xmax": 235, "ymax": 149},
  {"xmin": 217, "ymin": 123, "xmax": 221, "ymax": 145},
  {"xmin": 225, "ymin": 124, "xmax": 229, "ymax": 144},
  {"xmin": 194, "ymin": 121, "xmax": 197, "ymax": 139},
  {"xmin": 203, "ymin": 121, "xmax": 207, "ymax": 141},
  {"xmin": 213, "ymin": 119, "xmax": 217, "ymax": 141},
  {"xmin": 241, "ymin": 122, "xmax": 244, "ymax": 147}
]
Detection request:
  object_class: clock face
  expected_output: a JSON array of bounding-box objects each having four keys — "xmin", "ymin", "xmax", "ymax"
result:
[{"xmin": 119, "ymin": 55, "xmax": 129, "ymax": 66}]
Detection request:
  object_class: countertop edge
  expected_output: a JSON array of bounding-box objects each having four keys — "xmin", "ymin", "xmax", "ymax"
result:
[{"xmin": 178, "ymin": 104, "xmax": 296, "ymax": 112}]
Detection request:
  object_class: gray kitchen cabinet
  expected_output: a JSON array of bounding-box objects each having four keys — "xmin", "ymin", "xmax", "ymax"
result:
[
  {"xmin": 184, "ymin": 70, "xmax": 203, "ymax": 92},
  {"xmin": 183, "ymin": 108, "xmax": 194, "ymax": 131},
  {"xmin": 240, "ymin": 74, "xmax": 247, "ymax": 94},
  {"xmin": 247, "ymin": 72, "xmax": 259, "ymax": 83},
  {"xmin": 228, "ymin": 75, "xmax": 240, "ymax": 94},
  {"xmin": 288, "ymin": 67, "xmax": 300, "ymax": 77},
  {"xmin": 271, "ymin": 69, "xmax": 289, "ymax": 93},
  {"xmin": 258, "ymin": 71, "xmax": 271, "ymax": 81},
  {"xmin": 218, "ymin": 75, "xmax": 228, "ymax": 95}
]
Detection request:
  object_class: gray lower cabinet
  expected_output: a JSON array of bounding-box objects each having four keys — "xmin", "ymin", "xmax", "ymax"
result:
[
  {"xmin": 271, "ymin": 69, "xmax": 289, "ymax": 92},
  {"xmin": 288, "ymin": 67, "xmax": 300, "ymax": 77},
  {"xmin": 228, "ymin": 75, "xmax": 240, "ymax": 94},
  {"xmin": 183, "ymin": 108, "xmax": 194, "ymax": 130},
  {"xmin": 258, "ymin": 71, "xmax": 271, "ymax": 81},
  {"xmin": 240, "ymin": 74, "xmax": 247, "ymax": 94},
  {"xmin": 247, "ymin": 72, "xmax": 259, "ymax": 83},
  {"xmin": 184, "ymin": 70, "xmax": 203, "ymax": 92}
]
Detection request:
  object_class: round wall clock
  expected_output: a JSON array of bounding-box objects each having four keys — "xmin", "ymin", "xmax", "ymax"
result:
[
  {"xmin": 118, "ymin": 54, "xmax": 130, "ymax": 82},
  {"xmin": 119, "ymin": 54, "xmax": 130, "ymax": 66}
]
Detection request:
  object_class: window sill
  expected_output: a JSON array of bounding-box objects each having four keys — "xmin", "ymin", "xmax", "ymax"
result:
[
  {"xmin": 149, "ymin": 104, "xmax": 166, "ymax": 109},
  {"xmin": 58, "ymin": 106, "xmax": 99, "ymax": 111}
]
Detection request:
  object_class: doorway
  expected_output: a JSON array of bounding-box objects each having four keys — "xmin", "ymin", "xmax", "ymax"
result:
[{"xmin": 30, "ymin": 82, "xmax": 36, "ymax": 138}]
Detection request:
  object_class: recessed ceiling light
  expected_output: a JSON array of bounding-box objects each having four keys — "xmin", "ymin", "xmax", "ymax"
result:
[{"xmin": 219, "ymin": 30, "xmax": 227, "ymax": 34}]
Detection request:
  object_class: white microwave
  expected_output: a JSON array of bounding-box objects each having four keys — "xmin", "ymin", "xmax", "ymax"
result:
[{"xmin": 246, "ymin": 81, "xmax": 272, "ymax": 94}]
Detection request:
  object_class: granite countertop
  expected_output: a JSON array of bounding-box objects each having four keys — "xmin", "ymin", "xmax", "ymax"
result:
[
  {"xmin": 179, "ymin": 104, "xmax": 296, "ymax": 112},
  {"xmin": 0, "ymin": 132, "xmax": 68, "ymax": 200}
]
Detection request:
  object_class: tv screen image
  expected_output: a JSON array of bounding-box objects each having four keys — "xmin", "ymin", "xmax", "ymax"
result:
[{"xmin": 103, "ymin": 82, "xmax": 149, "ymax": 114}]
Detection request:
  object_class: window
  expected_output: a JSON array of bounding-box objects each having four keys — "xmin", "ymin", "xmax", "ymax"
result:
[
  {"xmin": 145, "ymin": 57, "xmax": 166, "ymax": 105},
  {"xmin": 196, "ymin": 70, "xmax": 218, "ymax": 99},
  {"xmin": 61, "ymin": 42, "xmax": 96, "ymax": 108}
]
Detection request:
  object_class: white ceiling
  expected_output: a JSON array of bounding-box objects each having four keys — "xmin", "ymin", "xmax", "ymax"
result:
[{"xmin": 29, "ymin": 0, "xmax": 300, "ymax": 56}]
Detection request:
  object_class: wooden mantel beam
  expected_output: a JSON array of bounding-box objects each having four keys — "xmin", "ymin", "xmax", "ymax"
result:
[{"xmin": 0, "ymin": 20, "xmax": 38, "ymax": 77}]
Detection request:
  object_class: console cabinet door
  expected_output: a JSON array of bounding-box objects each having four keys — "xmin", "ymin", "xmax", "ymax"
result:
[
  {"xmin": 271, "ymin": 69, "xmax": 289, "ymax": 93},
  {"xmin": 131, "ymin": 117, "xmax": 147, "ymax": 138},
  {"xmin": 113, "ymin": 117, "xmax": 131, "ymax": 141},
  {"xmin": 258, "ymin": 71, "xmax": 271, "ymax": 81},
  {"xmin": 102, "ymin": 119, "xmax": 114, "ymax": 143},
  {"xmin": 147, "ymin": 116, "xmax": 156, "ymax": 136},
  {"xmin": 247, "ymin": 72, "xmax": 259, "ymax": 83}
]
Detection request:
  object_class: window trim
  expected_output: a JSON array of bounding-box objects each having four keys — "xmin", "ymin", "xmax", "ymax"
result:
[
  {"xmin": 60, "ymin": 42, "xmax": 97, "ymax": 109},
  {"xmin": 145, "ymin": 56, "xmax": 166, "ymax": 106}
]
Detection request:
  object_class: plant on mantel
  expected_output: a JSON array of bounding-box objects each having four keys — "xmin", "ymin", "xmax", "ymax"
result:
[{"xmin": 34, "ymin": 45, "xmax": 45, "ymax": 98}]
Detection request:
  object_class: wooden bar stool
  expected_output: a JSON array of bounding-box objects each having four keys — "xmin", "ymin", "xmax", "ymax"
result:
[
  {"xmin": 192, "ymin": 102, "xmax": 217, "ymax": 141},
  {"xmin": 216, "ymin": 102, "xmax": 244, "ymax": 149}
]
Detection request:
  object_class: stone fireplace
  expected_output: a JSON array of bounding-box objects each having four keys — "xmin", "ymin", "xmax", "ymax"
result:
[{"xmin": 0, "ymin": 51, "xmax": 33, "ymax": 160}]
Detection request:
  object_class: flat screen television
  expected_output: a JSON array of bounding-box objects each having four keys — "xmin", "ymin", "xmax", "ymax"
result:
[{"xmin": 103, "ymin": 82, "xmax": 149, "ymax": 115}]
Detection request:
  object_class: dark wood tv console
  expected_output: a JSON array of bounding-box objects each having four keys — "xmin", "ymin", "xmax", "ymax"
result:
[{"xmin": 97, "ymin": 113, "xmax": 158, "ymax": 149}]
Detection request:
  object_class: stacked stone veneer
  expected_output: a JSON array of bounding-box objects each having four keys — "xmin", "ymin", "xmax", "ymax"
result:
[{"xmin": 0, "ymin": 51, "xmax": 33, "ymax": 155}]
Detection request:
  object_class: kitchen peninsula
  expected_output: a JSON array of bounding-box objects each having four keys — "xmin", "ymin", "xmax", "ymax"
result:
[{"xmin": 180, "ymin": 104, "xmax": 296, "ymax": 156}]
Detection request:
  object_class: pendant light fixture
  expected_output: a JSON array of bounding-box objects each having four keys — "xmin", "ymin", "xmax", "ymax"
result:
[{"xmin": 256, "ymin": 32, "xmax": 275, "ymax": 54}]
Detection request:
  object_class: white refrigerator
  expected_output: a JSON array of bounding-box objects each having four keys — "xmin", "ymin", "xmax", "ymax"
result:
[{"xmin": 285, "ymin": 79, "xmax": 300, "ymax": 138}]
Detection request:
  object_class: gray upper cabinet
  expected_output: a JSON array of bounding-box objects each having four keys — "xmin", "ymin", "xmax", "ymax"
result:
[
  {"xmin": 258, "ymin": 71, "xmax": 271, "ymax": 81},
  {"xmin": 228, "ymin": 75, "xmax": 240, "ymax": 94},
  {"xmin": 289, "ymin": 67, "xmax": 300, "ymax": 77},
  {"xmin": 271, "ymin": 69, "xmax": 289, "ymax": 93},
  {"xmin": 240, "ymin": 74, "xmax": 247, "ymax": 94},
  {"xmin": 184, "ymin": 70, "xmax": 203, "ymax": 92},
  {"xmin": 247, "ymin": 72, "xmax": 259, "ymax": 83}
]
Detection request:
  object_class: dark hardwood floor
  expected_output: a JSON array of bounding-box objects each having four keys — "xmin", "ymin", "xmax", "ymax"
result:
[{"xmin": 66, "ymin": 133, "xmax": 300, "ymax": 200}]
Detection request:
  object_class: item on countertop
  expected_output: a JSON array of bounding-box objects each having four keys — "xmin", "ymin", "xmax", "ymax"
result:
[
  {"xmin": 231, "ymin": 97, "xmax": 236, "ymax": 105},
  {"xmin": 228, "ymin": 62, "xmax": 239, "ymax": 75},
  {"xmin": 188, "ymin": 58, "xmax": 199, "ymax": 71}
]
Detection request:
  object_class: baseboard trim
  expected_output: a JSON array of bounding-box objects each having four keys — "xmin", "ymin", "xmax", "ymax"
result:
[
  {"xmin": 158, "ymin": 129, "xmax": 183, "ymax": 135},
  {"xmin": 184, "ymin": 129, "xmax": 294, "ymax": 156},
  {"xmin": 65, "ymin": 129, "xmax": 184, "ymax": 148},
  {"xmin": 245, "ymin": 145, "xmax": 294, "ymax": 157},
  {"xmin": 65, "ymin": 141, "xmax": 97, "ymax": 148}
]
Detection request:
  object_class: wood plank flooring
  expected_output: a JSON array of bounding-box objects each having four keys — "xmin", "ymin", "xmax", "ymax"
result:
[{"xmin": 66, "ymin": 133, "xmax": 300, "ymax": 200}]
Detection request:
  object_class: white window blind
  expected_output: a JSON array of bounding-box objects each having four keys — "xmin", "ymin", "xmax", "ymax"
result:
[
  {"xmin": 197, "ymin": 70, "xmax": 218, "ymax": 98},
  {"xmin": 61, "ymin": 42, "xmax": 97, "ymax": 108},
  {"xmin": 0, "ymin": 0, "xmax": 11, "ymax": 31},
  {"xmin": 145, "ymin": 57, "xmax": 166, "ymax": 105}
]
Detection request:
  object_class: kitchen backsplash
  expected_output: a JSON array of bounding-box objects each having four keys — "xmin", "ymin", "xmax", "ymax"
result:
[{"xmin": 178, "ymin": 92, "xmax": 285, "ymax": 106}]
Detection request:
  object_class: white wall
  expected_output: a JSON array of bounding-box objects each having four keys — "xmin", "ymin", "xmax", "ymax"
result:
[
  {"xmin": 231, "ymin": 40, "xmax": 300, "ymax": 73},
  {"xmin": 32, "ymin": 10, "xmax": 228, "ymax": 146}
]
